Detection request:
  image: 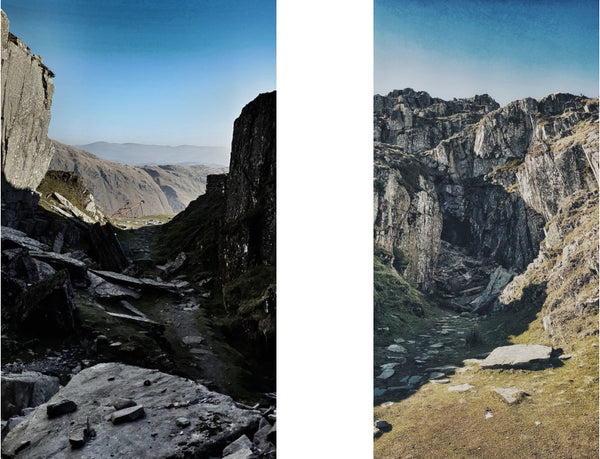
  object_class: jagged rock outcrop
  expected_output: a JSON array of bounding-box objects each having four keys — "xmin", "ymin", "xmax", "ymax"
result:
[
  {"xmin": 374, "ymin": 88, "xmax": 499, "ymax": 152},
  {"xmin": 1, "ymin": 363, "xmax": 265, "ymax": 458},
  {"xmin": 50, "ymin": 141, "xmax": 226, "ymax": 215},
  {"xmin": 499, "ymin": 190, "xmax": 599, "ymax": 343},
  {"xmin": 374, "ymin": 143, "xmax": 442, "ymax": 291},
  {"xmin": 374, "ymin": 89, "xmax": 599, "ymax": 327},
  {"xmin": 1, "ymin": 11, "xmax": 55, "ymax": 192}
]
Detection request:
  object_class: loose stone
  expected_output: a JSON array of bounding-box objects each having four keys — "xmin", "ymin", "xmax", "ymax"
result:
[
  {"xmin": 111, "ymin": 405, "xmax": 145, "ymax": 424},
  {"xmin": 47, "ymin": 400, "xmax": 77, "ymax": 418}
]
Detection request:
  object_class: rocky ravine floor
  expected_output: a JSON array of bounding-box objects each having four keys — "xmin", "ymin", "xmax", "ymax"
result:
[{"xmin": 2, "ymin": 219, "xmax": 276, "ymax": 458}]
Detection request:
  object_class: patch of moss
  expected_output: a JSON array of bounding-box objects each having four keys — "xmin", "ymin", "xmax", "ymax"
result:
[
  {"xmin": 37, "ymin": 170, "xmax": 94, "ymax": 218},
  {"xmin": 151, "ymin": 192, "xmax": 225, "ymax": 280},
  {"xmin": 374, "ymin": 254, "xmax": 440, "ymax": 346}
]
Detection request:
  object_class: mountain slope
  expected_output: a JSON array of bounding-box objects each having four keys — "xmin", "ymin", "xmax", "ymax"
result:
[{"xmin": 50, "ymin": 141, "xmax": 226, "ymax": 215}]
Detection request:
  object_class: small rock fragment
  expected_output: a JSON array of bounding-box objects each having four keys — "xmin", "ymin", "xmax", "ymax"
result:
[
  {"xmin": 429, "ymin": 372, "xmax": 446, "ymax": 380},
  {"xmin": 492, "ymin": 387, "xmax": 527, "ymax": 405},
  {"xmin": 223, "ymin": 434, "xmax": 253, "ymax": 456},
  {"xmin": 374, "ymin": 420, "xmax": 392, "ymax": 432},
  {"xmin": 47, "ymin": 400, "xmax": 77, "ymax": 418},
  {"xmin": 112, "ymin": 398, "xmax": 136, "ymax": 410},
  {"xmin": 143, "ymin": 380, "xmax": 152, "ymax": 386},
  {"xmin": 111, "ymin": 405, "xmax": 145, "ymax": 424},
  {"xmin": 485, "ymin": 411, "xmax": 493, "ymax": 419},
  {"xmin": 69, "ymin": 428, "xmax": 86, "ymax": 449},
  {"xmin": 176, "ymin": 417, "xmax": 190, "ymax": 428},
  {"xmin": 430, "ymin": 379, "xmax": 450, "ymax": 384},
  {"xmin": 380, "ymin": 401, "xmax": 394, "ymax": 408}
]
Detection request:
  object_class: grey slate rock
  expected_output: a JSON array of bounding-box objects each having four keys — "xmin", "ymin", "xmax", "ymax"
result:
[
  {"xmin": 1, "ymin": 371, "xmax": 60, "ymax": 419},
  {"xmin": 492, "ymin": 387, "xmax": 527, "ymax": 405},
  {"xmin": 2, "ymin": 363, "xmax": 262, "ymax": 458},
  {"xmin": 111, "ymin": 398, "xmax": 136, "ymax": 410},
  {"xmin": 47, "ymin": 400, "xmax": 77, "ymax": 418},
  {"xmin": 111, "ymin": 405, "xmax": 145, "ymax": 424},
  {"xmin": 480, "ymin": 344, "xmax": 552, "ymax": 369},
  {"xmin": 223, "ymin": 434, "xmax": 253, "ymax": 456},
  {"xmin": 175, "ymin": 417, "xmax": 190, "ymax": 428}
]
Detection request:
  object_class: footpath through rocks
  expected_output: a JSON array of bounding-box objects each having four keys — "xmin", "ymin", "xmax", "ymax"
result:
[{"xmin": 375, "ymin": 311, "xmax": 502, "ymax": 405}]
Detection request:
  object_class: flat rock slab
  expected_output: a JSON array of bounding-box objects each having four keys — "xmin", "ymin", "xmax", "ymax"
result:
[
  {"xmin": 376, "ymin": 368, "xmax": 395, "ymax": 380},
  {"xmin": 448, "ymin": 384, "xmax": 474, "ymax": 393},
  {"xmin": 480, "ymin": 344, "xmax": 553, "ymax": 369},
  {"xmin": 1, "ymin": 227, "xmax": 49, "ymax": 251},
  {"xmin": 90, "ymin": 270, "xmax": 181, "ymax": 293},
  {"xmin": 111, "ymin": 405, "xmax": 145, "ymax": 424},
  {"xmin": 492, "ymin": 387, "xmax": 527, "ymax": 405},
  {"xmin": 387, "ymin": 344, "xmax": 407, "ymax": 353},
  {"xmin": 182, "ymin": 336, "xmax": 204, "ymax": 346},
  {"xmin": 430, "ymin": 379, "xmax": 450, "ymax": 384},
  {"xmin": 2, "ymin": 363, "xmax": 262, "ymax": 458},
  {"xmin": 47, "ymin": 400, "xmax": 77, "ymax": 418}
]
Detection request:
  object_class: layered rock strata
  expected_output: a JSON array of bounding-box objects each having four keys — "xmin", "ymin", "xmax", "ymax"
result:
[{"xmin": 1, "ymin": 11, "xmax": 55, "ymax": 192}]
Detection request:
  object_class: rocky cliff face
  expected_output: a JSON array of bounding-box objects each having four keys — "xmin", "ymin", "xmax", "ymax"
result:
[
  {"xmin": 221, "ymin": 91, "xmax": 276, "ymax": 284},
  {"xmin": 50, "ymin": 141, "xmax": 226, "ymax": 216},
  {"xmin": 375, "ymin": 89, "xmax": 598, "ymax": 338},
  {"xmin": 1, "ymin": 11, "xmax": 55, "ymax": 192}
]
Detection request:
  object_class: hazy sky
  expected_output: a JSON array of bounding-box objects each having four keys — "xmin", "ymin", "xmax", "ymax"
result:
[
  {"xmin": 3, "ymin": 0, "xmax": 275, "ymax": 147},
  {"xmin": 375, "ymin": 0, "xmax": 599, "ymax": 106}
]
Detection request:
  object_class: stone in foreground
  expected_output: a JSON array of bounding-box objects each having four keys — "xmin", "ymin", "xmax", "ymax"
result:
[
  {"xmin": 492, "ymin": 387, "xmax": 527, "ymax": 405},
  {"xmin": 46, "ymin": 400, "xmax": 77, "ymax": 418},
  {"xmin": 480, "ymin": 344, "xmax": 552, "ymax": 369},
  {"xmin": 111, "ymin": 405, "xmax": 145, "ymax": 424},
  {"xmin": 448, "ymin": 384, "xmax": 474, "ymax": 393},
  {"xmin": 2, "ymin": 363, "xmax": 262, "ymax": 458}
]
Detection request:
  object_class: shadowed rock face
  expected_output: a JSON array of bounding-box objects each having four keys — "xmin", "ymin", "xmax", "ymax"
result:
[
  {"xmin": 221, "ymin": 91, "xmax": 276, "ymax": 283},
  {"xmin": 1, "ymin": 11, "xmax": 55, "ymax": 192}
]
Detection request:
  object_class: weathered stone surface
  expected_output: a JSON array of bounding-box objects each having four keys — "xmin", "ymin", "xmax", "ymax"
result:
[
  {"xmin": 492, "ymin": 387, "xmax": 527, "ymax": 405},
  {"xmin": 1, "ymin": 371, "xmax": 60, "ymax": 419},
  {"xmin": 2, "ymin": 363, "xmax": 262, "ymax": 458},
  {"xmin": 480, "ymin": 344, "xmax": 552, "ymax": 369},
  {"xmin": 182, "ymin": 335, "xmax": 204, "ymax": 346},
  {"xmin": 29, "ymin": 250, "xmax": 89, "ymax": 285},
  {"xmin": 387, "ymin": 344, "xmax": 407, "ymax": 353},
  {"xmin": 1, "ymin": 11, "xmax": 55, "ymax": 193}
]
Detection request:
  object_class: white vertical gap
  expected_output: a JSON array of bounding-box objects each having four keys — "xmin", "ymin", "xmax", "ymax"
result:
[{"xmin": 278, "ymin": 0, "xmax": 374, "ymax": 456}]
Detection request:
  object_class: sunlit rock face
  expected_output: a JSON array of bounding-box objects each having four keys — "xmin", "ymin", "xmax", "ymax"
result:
[
  {"xmin": 374, "ymin": 89, "xmax": 598, "ymax": 321},
  {"xmin": 1, "ymin": 11, "xmax": 55, "ymax": 192}
]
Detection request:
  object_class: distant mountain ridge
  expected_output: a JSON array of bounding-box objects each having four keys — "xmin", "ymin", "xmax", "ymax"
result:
[
  {"xmin": 50, "ymin": 141, "xmax": 227, "ymax": 215},
  {"xmin": 75, "ymin": 141, "xmax": 229, "ymax": 167}
]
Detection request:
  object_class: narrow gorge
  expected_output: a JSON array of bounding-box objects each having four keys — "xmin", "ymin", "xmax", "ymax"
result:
[
  {"xmin": 1, "ymin": 11, "xmax": 276, "ymax": 459},
  {"xmin": 374, "ymin": 88, "xmax": 598, "ymax": 458}
]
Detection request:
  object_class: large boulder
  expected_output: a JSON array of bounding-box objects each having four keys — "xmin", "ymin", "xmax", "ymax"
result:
[
  {"xmin": 479, "ymin": 344, "xmax": 553, "ymax": 369},
  {"xmin": 1, "ymin": 372, "xmax": 60, "ymax": 420},
  {"xmin": 1, "ymin": 363, "xmax": 263, "ymax": 458}
]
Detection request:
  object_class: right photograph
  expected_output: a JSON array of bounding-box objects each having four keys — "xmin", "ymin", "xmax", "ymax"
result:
[{"xmin": 373, "ymin": 1, "xmax": 599, "ymax": 457}]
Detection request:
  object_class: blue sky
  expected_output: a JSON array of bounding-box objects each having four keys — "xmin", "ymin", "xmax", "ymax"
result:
[
  {"xmin": 3, "ymin": 0, "xmax": 275, "ymax": 147},
  {"xmin": 375, "ymin": 0, "xmax": 599, "ymax": 105}
]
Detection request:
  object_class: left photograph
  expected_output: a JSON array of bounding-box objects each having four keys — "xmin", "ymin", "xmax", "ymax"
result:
[{"xmin": 1, "ymin": 1, "xmax": 276, "ymax": 457}]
